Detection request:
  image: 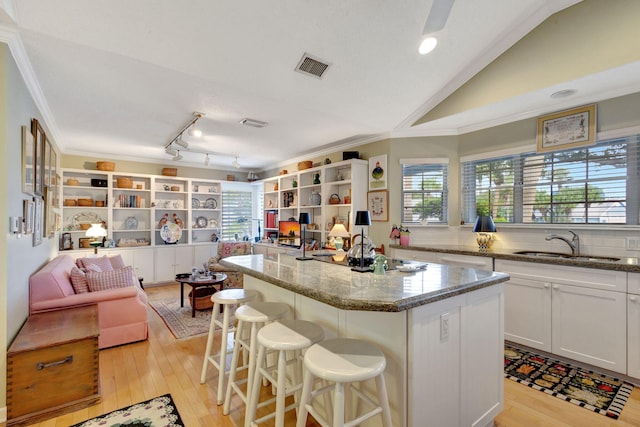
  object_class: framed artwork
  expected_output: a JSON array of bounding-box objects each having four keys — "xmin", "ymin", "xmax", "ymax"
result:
[
  {"xmin": 78, "ymin": 237, "xmax": 93, "ymax": 249},
  {"xmin": 44, "ymin": 138, "xmax": 51, "ymax": 187},
  {"xmin": 368, "ymin": 154, "xmax": 387, "ymax": 190},
  {"xmin": 23, "ymin": 199, "xmax": 34, "ymax": 235},
  {"xmin": 367, "ymin": 190, "xmax": 388, "ymax": 222},
  {"xmin": 537, "ymin": 104, "xmax": 596, "ymax": 153},
  {"xmin": 61, "ymin": 232, "xmax": 73, "ymax": 250},
  {"xmin": 21, "ymin": 126, "xmax": 34, "ymax": 195},
  {"xmin": 33, "ymin": 196, "xmax": 43, "ymax": 246},
  {"xmin": 44, "ymin": 186, "xmax": 58, "ymax": 237},
  {"xmin": 31, "ymin": 119, "xmax": 46, "ymax": 196}
]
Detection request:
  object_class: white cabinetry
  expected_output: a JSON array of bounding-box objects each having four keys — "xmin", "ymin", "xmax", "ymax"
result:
[
  {"xmin": 436, "ymin": 253, "xmax": 494, "ymax": 270},
  {"xmin": 628, "ymin": 273, "xmax": 640, "ymax": 379},
  {"xmin": 261, "ymin": 159, "xmax": 367, "ymax": 249},
  {"xmin": 496, "ymin": 259, "xmax": 627, "ymax": 374},
  {"xmin": 390, "ymin": 248, "xmax": 438, "ymax": 263},
  {"xmin": 155, "ymin": 246, "xmax": 195, "ymax": 282}
]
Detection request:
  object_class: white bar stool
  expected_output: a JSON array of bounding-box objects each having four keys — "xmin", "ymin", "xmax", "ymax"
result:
[
  {"xmin": 246, "ymin": 319, "xmax": 325, "ymax": 427},
  {"xmin": 296, "ymin": 338, "xmax": 393, "ymax": 427},
  {"xmin": 200, "ymin": 288, "xmax": 259, "ymax": 405},
  {"xmin": 223, "ymin": 301, "xmax": 290, "ymax": 418}
]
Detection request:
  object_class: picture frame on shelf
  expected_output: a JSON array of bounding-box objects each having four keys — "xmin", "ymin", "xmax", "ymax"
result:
[
  {"xmin": 60, "ymin": 232, "xmax": 72, "ymax": 250},
  {"xmin": 537, "ymin": 104, "xmax": 596, "ymax": 153},
  {"xmin": 78, "ymin": 237, "xmax": 93, "ymax": 249},
  {"xmin": 367, "ymin": 189, "xmax": 388, "ymax": 222},
  {"xmin": 21, "ymin": 126, "xmax": 35, "ymax": 195}
]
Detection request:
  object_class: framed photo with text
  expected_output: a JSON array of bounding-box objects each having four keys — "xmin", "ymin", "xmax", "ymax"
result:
[
  {"xmin": 367, "ymin": 190, "xmax": 388, "ymax": 222},
  {"xmin": 537, "ymin": 104, "xmax": 596, "ymax": 153}
]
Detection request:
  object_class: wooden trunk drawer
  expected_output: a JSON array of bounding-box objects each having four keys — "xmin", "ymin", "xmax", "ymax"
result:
[{"xmin": 6, "ymin": 305, "xmax": 100, "ymax": 426}]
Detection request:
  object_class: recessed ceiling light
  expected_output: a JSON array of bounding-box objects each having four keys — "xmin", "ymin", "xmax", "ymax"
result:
[
  {"xmin": 419, "ymin": 37, "xmax": 438, "ymax": 55},
  {"xmin": 240, "ymin": 118, "xmax": 268, "ymax": 128},
  {"xmin": 551, "ymin": 89, "xmax": 577, "ymax": 99}
]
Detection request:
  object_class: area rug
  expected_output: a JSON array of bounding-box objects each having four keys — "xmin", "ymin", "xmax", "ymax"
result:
[
  {"xmin": 70, "ymin": 394, "xmax": 184, "ymax": 427},
  {"xmin": 504, "ymin": 345, "xmax": 634, "ymax": 419},
  {"xmin": 150, "ymin": 298, "xmax": 212, "ymax": 339}
]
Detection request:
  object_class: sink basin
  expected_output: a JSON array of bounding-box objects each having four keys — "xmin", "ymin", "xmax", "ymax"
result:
[{"xmin": 513, "ymin": 251, "xmax": 620, "ymax": 262}]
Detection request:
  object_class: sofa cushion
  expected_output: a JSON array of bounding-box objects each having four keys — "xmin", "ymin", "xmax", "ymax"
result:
[
  {"xmin": 109, "ymin": 254, "xmax": 126, "ymax": 269},
  {"xmin": 86, "ymin": 266, "xmax": 135, "ymax": 292},
  {"xmin": 80, "ymin": 255, "xmax": 114, "ymax": 272}
]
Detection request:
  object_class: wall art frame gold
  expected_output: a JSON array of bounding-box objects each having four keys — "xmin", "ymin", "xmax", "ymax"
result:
[{"xmin": 537, "ymin": 104, "xmax": 596, "ymax": 153}]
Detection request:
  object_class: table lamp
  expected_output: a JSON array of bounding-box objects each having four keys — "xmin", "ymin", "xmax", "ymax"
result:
[
  {"xmin": 86, "ymin": 223, "xmax": 107, "ymax": 255},
  {"xmin": 351, "ymin": 210, "xmax": 371, "ymax": 273},
  {"xmin": 472, "ymin": 215, "xmax": 497, "ymax": 251},
  {"xmin": 296, "ymin": 212, "xmax": 313, "ymax": 261},
  {"xmin": 329, "ymin": 223, "xmax": 350, "ymax": 251}
]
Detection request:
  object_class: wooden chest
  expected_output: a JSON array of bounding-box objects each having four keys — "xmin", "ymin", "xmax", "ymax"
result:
[{"xmin": 7, "ymin": 305, "xmax": 100, "ymax": 426}]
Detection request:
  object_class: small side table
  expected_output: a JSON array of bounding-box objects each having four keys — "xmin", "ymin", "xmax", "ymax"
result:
[{"xmin": 177, "ymin": 273, "xmax": 227, "ymax": 317}]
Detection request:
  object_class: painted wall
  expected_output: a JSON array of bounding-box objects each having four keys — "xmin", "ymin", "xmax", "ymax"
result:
[{"xmin": 1, "ymin": 43, "xmax": 60, "ymax": 412}]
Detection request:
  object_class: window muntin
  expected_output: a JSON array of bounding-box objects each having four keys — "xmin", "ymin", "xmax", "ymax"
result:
[
  {"xmin": 462, "ymin": 135, "xmax": 639, "ymax": 225},
  {"xmin": 401, "ymin": 162, "xmax": 448, "ymax": 224}
]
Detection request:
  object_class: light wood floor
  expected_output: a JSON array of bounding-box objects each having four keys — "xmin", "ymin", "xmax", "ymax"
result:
[{"xmin": 24, "ymin": 283, "xmax": 640, "ymax": 427}]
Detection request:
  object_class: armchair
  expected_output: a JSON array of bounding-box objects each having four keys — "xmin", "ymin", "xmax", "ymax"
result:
[{"xmin": 208, "ymin": 241, "xmax": 252, "ymax": 288}]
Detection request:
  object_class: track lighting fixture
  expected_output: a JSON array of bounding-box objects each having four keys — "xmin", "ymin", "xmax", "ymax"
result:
[
  {"xmin": 232, "ymin": 156, "xmax": 240, "ymax": 169},
  {"xmin": 172, "ymin": 150, "xmax": 183, "ymax": 161},
  {"xmin": 204, "ymin": 154, "xmax": 210, "ymax": 166},
  {"xmin": 165, "ymin": 146, "xmax": 178, "ymax": 156},
  {"xmin": 188, "ymin": 125, "xmax": 202, "ymax": 138},
  {"xmin": 174, "ymin": 137, "xmax": 189, "ymax": 149}
]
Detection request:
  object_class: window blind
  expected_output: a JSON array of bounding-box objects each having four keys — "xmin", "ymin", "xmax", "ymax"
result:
[
  {"xmin": 221, "ymin": 190, "xmax": 253, "ymax": 241},
  {"xmin": 401, "ymin": 161, "xmax": 448, "ymax": 224}
]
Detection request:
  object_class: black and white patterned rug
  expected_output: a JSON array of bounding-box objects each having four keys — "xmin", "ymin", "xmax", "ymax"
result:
[{"xmin": 71, "ymin": 394, "xmax": 184, "ymax": 427}]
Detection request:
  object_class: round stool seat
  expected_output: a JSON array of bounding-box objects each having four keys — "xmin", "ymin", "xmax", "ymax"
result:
[
  {"xmin": 304, "ymin": 338, "xmax": 387, "ymax": 383},
  {"xmin": 258, "ymin": 319, "xmax": 325, "ymax": 351},
  {"xmin": 235, "ymin": 301, "xmax": 290, "ymax": 323},
  {"xmin": 212, "ymin": 288, "xmax": 258, "ymax": 305}
]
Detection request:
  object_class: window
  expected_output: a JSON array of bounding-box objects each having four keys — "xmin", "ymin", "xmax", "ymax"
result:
[
  {"xmin": 461, "ymin": 134, "xmax": 640, "ymax": 225},
  {"xmin": 221, "ymin": 189, "xmax": 253, "ymax": 241},
  {"xmin": 401, "ymin": 159, "xmax": 448, "ymax": 224}
]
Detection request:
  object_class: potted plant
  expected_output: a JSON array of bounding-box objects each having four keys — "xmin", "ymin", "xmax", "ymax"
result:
[
  {"xmin": 389, "ymin": 225, "xmax": 401, "ymax": 244},
  {"xmin": 399, "ymin": 225, "xmax": 410, "ymax": 246}
]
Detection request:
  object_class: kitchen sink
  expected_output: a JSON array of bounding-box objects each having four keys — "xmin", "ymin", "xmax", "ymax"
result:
[{"xmin": 513, "ymin": 250, "xmax": 620, "ymax": 262}]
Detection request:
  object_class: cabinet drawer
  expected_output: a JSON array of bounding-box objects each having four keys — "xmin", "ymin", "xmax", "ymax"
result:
[
  {"xmin": 437, "ymin": 253, "xmax": 493, "ymax": 270},
  {"xmin": 392, "ymin": 249, "xmax": 438, "ymax": 263},
  {"xmin": 7, "ymin": 337, "xmax": 99, "ymax": 419}
]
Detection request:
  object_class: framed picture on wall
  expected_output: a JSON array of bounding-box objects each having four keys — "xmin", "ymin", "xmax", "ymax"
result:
[
  {"xmin": 33, "ymin": 196, "xmax": 43, "ymax": 246},
  {"xmin": 31, "ymin": 119, "xmax": 46, "ymax": 196},
  {"xmin": 23, "ymin": 199, "xmax": 34, "ymax": 235},
  {"xmin": 368, "ymin": 154, "xmax": 387, "ymax": 190},
  {"xmin": 21, "ymin": 126, "xmax": 35, "ymax": 195},
  {"xmin": 367, "ymin": 190, "xmax": 388, "ymax": 222},
  {"xmin": 537, "ymin": 104, "xmax": 596, "ymax": 153}
]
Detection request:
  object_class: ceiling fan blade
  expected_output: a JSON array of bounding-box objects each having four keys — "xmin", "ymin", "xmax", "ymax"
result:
[{"xmin": 422, "ymin": 0, "xmax": 455, "ymax": 34}]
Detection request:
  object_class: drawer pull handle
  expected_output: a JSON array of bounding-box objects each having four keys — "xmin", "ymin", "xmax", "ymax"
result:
[{"xmin": 36, "ymin": 355, "xmax": 73, "ymax": 370}]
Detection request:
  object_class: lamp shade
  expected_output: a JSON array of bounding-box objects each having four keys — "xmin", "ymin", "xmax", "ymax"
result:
[
  {"xmin": 354, "ymin": 211, "xmax": 371, "ymax": 226},
  {"xmin": 298, "ymin": 212, "xmax": 311, "ymax": 225},
  {"xmin": 472, "ymin": 216, "xmax": 497, "ymax": 233},
  {"xmin": 329, "ymin": 223, "xmax": 350, "ymax": 238},
  {"xmin": 86, "ymin": 223, "xmax": 107, "ymax": 238}
]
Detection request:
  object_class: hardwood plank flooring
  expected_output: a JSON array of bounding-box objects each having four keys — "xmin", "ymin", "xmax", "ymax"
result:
[{"xmin": 21, "ymin": 283, "xmax": 640, "ymax": 427}]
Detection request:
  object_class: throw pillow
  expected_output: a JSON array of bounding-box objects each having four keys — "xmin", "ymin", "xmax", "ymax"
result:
[
  {"xmin": 109, "ymin": 254, "xmax": 126, "ymax": 269},
  {"xmin": 81, "ymin": 255, "xmax": 114, "ymax": 272},
  {"xmin": 86, "ymin": 266, "xmax": 135, "ymax": 292},
  {"xmin": 70, "ymin": 267, "xmax": 90, "ymax": 294}
]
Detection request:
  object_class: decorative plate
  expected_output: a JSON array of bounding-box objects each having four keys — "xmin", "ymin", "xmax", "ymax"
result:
[
  {"xmin": 208, "ymin": 218, "xmax": 218, "ymax": 228},
  {"xmin": 192, "ymin": 198, "xmax": 201, "ymax": 209},
  {"xmin": 196, "ymin": 216, "xmax": 208, "ymax": 228},
  {"xmin": 205, "ymin": 198, "xmax": 217, "ymax": 209},
  {"xmin": 125, "ymin": 216, "xmax": 138, "ymax": 230},
  {"xmin": 72, "ymin": 212, "xmax": 103, "ymax": 230},
  {"xmin": 160, "ymin": 222, "xmax": 182, "ymax": 244}
]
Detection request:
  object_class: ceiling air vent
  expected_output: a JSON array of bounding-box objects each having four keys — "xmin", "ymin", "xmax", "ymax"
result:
[
  {"xmin": 295, "ymin": 53, "xmax": 330, "ymax": 79},
  {"xmin": 240, "ymin": 118, "xmax": 268, "ymax": 128}
]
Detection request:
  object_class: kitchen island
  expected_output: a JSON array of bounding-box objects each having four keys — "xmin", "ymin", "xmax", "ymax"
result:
[{"xmin": 221, "ymin": 253, "xmax": 509, "ymax": 427}]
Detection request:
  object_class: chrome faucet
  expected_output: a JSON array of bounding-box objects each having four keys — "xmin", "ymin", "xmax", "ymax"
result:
[{"xmin": 545, "ymin": 230, "xmax": 580, "ymax": 256}]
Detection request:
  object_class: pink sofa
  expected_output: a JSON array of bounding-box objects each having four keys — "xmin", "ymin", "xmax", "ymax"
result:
[{"xmin": 29, "ymin": 254, "xmax": 148, "ymax": 349}]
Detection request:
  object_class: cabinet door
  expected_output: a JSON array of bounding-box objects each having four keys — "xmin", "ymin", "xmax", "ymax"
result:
[
  {"xmin": 174, "ymin": 245, "xmax": 195, "ymax": 275},
  {"xmin": 552, "ymin": 284, "xmax": 626, "ymax": 373},
  {"xmin": 131, "ymin": 248, "xmax": 155, "ymax": 282},
  {"xmin": 504, "ymin": 276, "xmax": 551, "ymax": 352},
  {"xmin": 154, "ymin": 247, "xmax": 176, "ymax": 282},
  {"xmin": 628, "ymin": 294, "xmax": 640, "ymax": 379},
  {"xmin": 392, "ymin": 248, "xmax": 438, "ymax": 263},
  {"xmin": 436, "ymin": 253, "xmax": 493, "ymax": 270}
]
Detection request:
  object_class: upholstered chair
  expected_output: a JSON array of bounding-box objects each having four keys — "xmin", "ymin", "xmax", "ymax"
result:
[{"xmin": 208, "ymin": 241, "xmax": 252, "ymax": 288}]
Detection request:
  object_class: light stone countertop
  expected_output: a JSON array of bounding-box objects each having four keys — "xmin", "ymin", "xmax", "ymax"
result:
[
  {"xmin": 220, "ymin": 253, "xmax": 509, "ymax": 312},
  {"xmin": 390, "ymin": 244, "xmax": 640, "ymax": 272}
]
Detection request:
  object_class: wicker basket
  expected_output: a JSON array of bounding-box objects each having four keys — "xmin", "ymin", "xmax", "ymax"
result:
[
  {"xmin": 96, "ymin": 161, "xmax": 115, "ymax": 171},
  {"xmin": 66, "ymin": 178, "xmax": 79, "ymax": 186},
  {"xmin": 116, "ymin": 177, "xmax": 133, "ymax": 188},
  {"xmin": 162, "ymin": 167, "xmax": 178, "ymax": 176},
  {"xmin": 188, "ymin": 287, "xmax": 216, "ymax": 310},
  {"xmin": 298, "ymin": 161, "xmax": 313, "ymax": 171},
  {"xmin": 77, "ymin": 198, "xmax": 94, "ymax": 206},
  {"xmin": 64, "ymin": 199, "xmax": 77, "ymax": 206}
]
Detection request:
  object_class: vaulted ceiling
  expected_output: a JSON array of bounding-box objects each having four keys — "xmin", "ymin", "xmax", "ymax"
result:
[{"xmin": 1, "ymin": 0, "xmax": 638, "ymax": 171}]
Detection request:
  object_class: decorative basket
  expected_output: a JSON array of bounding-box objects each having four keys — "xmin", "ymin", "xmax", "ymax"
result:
[
  {"xmin": 162, "ymin": 168, "xmax": 178, "ymax": 176},
  {"xmin": 66, "ymin": 178, "xmax": 79, "ymax": 186},
  {"xmin": 79, "ymin": 223, "xmax": 92, "ymax": 231},
  {"xmin": 297, "ymin": 161, "xmax": 313, "ymax": 171},
  {"xmin": 329, "ymin": 193, "xmax": 341, "ymax": 204},
  {"xmin": 116, "ymin": 177, "xmax": 133, "ymax": 188},
  {"xmin": 64, "ymin": 199, "xmax": 77, "ymax": 206},
  {"xmin": 77, "ymin": 198, "xmax": 94, "ymax": 206},
  {"xmin": 188, "ymin": 287, "xmax": 216, "ymax": 310},
  {"xmin": 96, "ymin": 161, "xmax": 115, "ymax": 171}
]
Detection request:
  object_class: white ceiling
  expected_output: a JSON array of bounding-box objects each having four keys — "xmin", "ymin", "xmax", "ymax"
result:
[{"xmin": 3, "ymin": 0, "xmax": 630, "ymax": 172}]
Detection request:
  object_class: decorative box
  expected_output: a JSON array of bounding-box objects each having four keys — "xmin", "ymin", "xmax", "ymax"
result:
[{"xmin": 91, "ymin": 179, "xmax": 107, "ymax": 187}]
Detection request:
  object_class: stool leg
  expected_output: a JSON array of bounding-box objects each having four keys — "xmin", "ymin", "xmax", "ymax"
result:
[
  {"xmin": 375, "ymin": 374, "xmax": 393, "ymax": 427},
  {"xmin": 275, "ymin": 349, "xmax": 287, "ymax": 427},
  {"xmin": 246, "ymin": 322, "xmax": 259, "ymax": 400},
  {"xmin": 333, "ymin": 382, "xmax": 345, "ymax": 427},
  {"xmin": 246, "ymin": 343, "xmax": 266, "ymax": 427},
  {"xmin": 223, "ymin": 320, "xmax": 245, "ymax": 415},
  {"xmin": 216, "ymin": 303, "xmax": 232, "ymax": 405},
  {"xmin": 296, "ymin": 369, "xmax": 314, "ymax": 427},
  {"xmin": 200, "ymin": 301, "xmax": 220, "ymax": 384}
]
